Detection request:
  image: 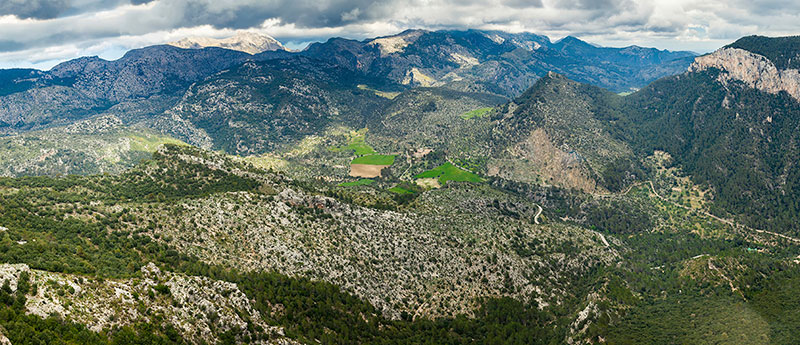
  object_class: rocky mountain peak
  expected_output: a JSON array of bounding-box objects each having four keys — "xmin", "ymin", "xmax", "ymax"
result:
[
  {"xmin": 690, "ymin": 47, "xmax": 800, "ymax": 102},
  {"xmin": 169, "ymin": 31, "xmax": 286, "ymax": 54},
  {"xmin": 367, "ymin": 29, "xmax": 427, "ymax": 56}
]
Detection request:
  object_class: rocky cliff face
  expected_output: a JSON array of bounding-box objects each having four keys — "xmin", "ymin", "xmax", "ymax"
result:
[{"xmin": 690, "ymin": 47, "xmax": 800, "ymax": 102}]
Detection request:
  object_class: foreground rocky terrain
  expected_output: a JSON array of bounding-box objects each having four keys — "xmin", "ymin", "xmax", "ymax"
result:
[
  {"xmin": 138, "ymin": 181, "xmax": 617, "ymax": 319},
  {"xmin": 0, "ymin": 263, "xmax": 295, "ymax": 344}
]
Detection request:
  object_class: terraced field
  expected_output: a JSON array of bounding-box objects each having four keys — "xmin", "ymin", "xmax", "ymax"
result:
[{"xmin": 351, "ymin": 154, "xmax": 396, "ymax": 165}]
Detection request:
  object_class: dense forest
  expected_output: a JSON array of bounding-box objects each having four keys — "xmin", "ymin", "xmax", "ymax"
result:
[{"xmin": 726, "ymin": 35, "xmax": 800, "ymax": 69}]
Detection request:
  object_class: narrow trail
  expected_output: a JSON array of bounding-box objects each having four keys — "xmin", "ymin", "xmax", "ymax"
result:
[
  {"xmin": 602, "ymin": 180, "xmax": 800, "ymax": 244},
  {"xmin": 533, "ymin": 204, "xmax": 542, "ymax": 225}
]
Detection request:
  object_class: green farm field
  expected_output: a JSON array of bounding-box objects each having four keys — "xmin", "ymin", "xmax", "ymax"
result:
[
  {"xmin": 351, "ymin": 154, "xmax": 396, "ymax": 165},
  {"xmin": 415, "ymin": 162, "xmax": 483, "ymax": 185}
]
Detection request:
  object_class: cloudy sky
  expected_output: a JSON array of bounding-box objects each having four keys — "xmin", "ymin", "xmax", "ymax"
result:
[{"xmin": 0, "ymin": 0, "xmax": 797, "ymax": 69}]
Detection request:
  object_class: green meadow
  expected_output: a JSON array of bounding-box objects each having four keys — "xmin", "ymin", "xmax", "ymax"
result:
[
  {"xmin": 460, "ymin": 107, "xmax": 492, "ymax": 119},
  {"xmin": 415, "ymin": 162, "xmax": 483, "ymax": 184},
  {"xmin": 351, "ymin": 154, "xmax": 396, "ymax": 165}
]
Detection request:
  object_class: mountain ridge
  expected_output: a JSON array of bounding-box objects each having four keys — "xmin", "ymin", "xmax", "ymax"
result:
[
  {"xmin": 302, "ymin": 29, "xmax": 696, "ymax": 95},
  {"xmin": 169, "ymin": 32, "xmax": 287, "ymax": 54}
]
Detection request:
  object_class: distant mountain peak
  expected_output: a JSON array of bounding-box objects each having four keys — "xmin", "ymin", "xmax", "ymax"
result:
[
  {"xmin": 169, "ymin": 32, "xmax": 286, "ymax": 55},
  {"xmin": 367, "ymin": 30, "xmax": 427, "ymax": 56},
  {"xmin": 555, "ymin": 35, "xmax": 591, "ymax": 45}
]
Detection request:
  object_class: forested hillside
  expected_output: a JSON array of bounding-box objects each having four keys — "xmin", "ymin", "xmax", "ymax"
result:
[{"xmin": 617, "ymin": 69, "xmax": 800, "ymax": 236}]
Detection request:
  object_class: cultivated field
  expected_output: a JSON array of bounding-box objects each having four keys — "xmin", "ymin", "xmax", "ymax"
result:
[
  {"xmin": 350, "ymin": 164, "xmax": 390, "ymax": 178},
  {"xmin": 415, "ymin": 162, "xmax": 483, "ymax": 185}
]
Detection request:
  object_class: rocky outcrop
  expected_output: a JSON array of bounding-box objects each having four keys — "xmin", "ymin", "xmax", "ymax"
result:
[
  {"xmin": 0, "ymin": 327, "xmax": 9, "ymax": 345},
  {"xmin": 170, "ymin": 32, "xmax": 286, "ymax": 54},
  {"xmin": 690, "ymin": 47, "xmax": 800, "ymax": 102},
  {"xmin": 368, "ymin": 30, "xmax": 426, "ymax": 56},
  {"xmin": 138, "ymin": 184, "xmax": 618, "ymax": 320},
  {"xmin": 0, "ymin": 263, "xmax": 295, "ymax": 344}
]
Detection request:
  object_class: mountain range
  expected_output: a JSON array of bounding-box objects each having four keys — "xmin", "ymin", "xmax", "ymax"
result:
[{"xmin": 0, "ymin": 31, "xmax": 799, "ymax": 345}]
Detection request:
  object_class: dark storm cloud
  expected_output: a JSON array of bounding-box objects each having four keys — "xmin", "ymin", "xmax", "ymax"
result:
[
  {"xmin": 0, "ymin": 0, "xmax": 70, "ymax": 19},
  {"xmin": 173, "ymin": 0, "xmax": 394, "ymax": 29},
  {"xmin": 0, "ymin": 0, "xmax": 159, "ymax": 19}
]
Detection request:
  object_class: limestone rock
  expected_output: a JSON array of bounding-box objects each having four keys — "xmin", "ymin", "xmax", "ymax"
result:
[
  {"xmin": 690, "ymin": 47, "xmax": 800, "ymax": 102},
  {"xmin": 170, "ymin": 32, "xmax": 286, "ymax": 54}
]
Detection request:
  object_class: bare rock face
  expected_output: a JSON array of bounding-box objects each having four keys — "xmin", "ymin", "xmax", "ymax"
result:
[
  {"xmin": 170, "ymin": 32, "xmax": 286, "ymax": 54},
  {"xmin": 368, "ymin": 30, "xmax": 426, "ymax": 56},
  {"xmin": 690, "ymin": 47, "xmax": 800, "ymax": 102}
]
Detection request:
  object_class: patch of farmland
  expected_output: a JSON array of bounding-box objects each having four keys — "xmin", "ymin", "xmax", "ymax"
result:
[
  {"xmin": 350, "ymin": 164, "xmax": 390, "ymax": 178},
  {"xmin": 415, "ymin": 162, "xmax": 483, "ymax": 185},
  {"xmin": 460, "ymin": 107, "xmax": 492, "ymax": 120},
  {"xmin": 351, "ymin": 154, "xmax": 396, "ymax": 165}
]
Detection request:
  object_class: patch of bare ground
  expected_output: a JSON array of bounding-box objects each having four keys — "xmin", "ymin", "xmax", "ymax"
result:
[
  {"xmin": 349, "ymin": 164, "xmax": 390, "ymax": 178},
  {"xmin": 489, "ymin": 129, "xmax": 600, "ymax": 192},
  {"xmin": 415, "ymin": 178, "xmax": 441, "ymax": 189}
]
